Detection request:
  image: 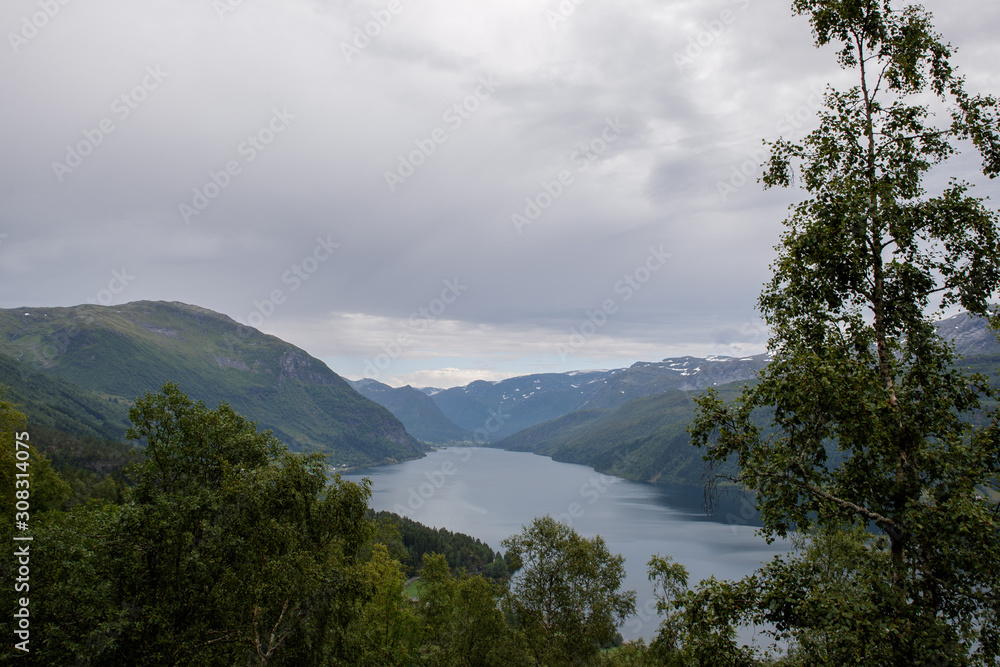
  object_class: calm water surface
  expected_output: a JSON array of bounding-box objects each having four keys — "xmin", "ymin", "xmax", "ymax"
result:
[{"xmin": 345, "ymin": 447, "xmax": 790, "ymax": 642}]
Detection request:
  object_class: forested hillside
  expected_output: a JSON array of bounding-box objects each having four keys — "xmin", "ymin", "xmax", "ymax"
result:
[
  {"xmin": 0, "ymin": 302, "xmax": 423, "ymax": 467},
  {"xmin": 492, "ymin": 385, "xmax": 752, "ymax": 486},
  {"xmin": 0, "ymin": 352, "xmax": 130, "ymax": 442}
]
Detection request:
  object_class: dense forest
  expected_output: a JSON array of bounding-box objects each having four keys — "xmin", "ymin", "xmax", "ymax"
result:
[{"xmin": 372, "ymin": 511, "xmax": 513, "ymax": 580}]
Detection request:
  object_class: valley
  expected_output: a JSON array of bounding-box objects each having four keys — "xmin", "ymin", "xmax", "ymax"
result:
[{"xmin": 3, "ymin": 300, "xmax": 996, "ymax": 488}]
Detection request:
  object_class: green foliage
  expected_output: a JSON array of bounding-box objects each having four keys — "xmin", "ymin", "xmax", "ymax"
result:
[
  {"xmin": 0, "ymin": 394, "xmax": 86, "ymax": 659},
  {"xmin": 0, "ymin": 394, "xmax": 72, "ymax": 518},
  {"xmin": 594, "ymin": 641, "xmax": 657, "ymax": 667},
  {"xmin": 646, "ymin": 556, "xmax": 761, "ymax": 667},
  {"xmin": 4, "ymin": 383, "xmax": 665, "ymax": 665},
  {"xmin": 416, "ymin": 553, "xmax": 529, "ymax": 666},
  {"xmin": 690, "ymin": 1, "xmax": 1000, "ymax": 663},
  {"xmin": 757, "ymin": 527, "xmax": 900, "ymax": 665},
  {"xmin": 15, "ymin": 502, "xmax": 127, "ymax": 659},
  {"xmin": 419, "ymin": 553, "xmax": 456, "ymax": 631},
  {"xmin": 19, "ymin": 384, "xmax": 377, "ymax": 666},
  {"xmin": 502, "ymin": 516, "xmax": 636, "ymax": 666},
  {"xmin": 30, "ymin": 426, "xmax": 140, "ymax": 506},
  {"xmin": 125, "ymin": 382, "xmax": 283, "ymax": 498},
  {"xmin": 343, "ymin": 542, "xmax": 422, "ymax": 666},
  {"xmin": 373, "ymin": 510, "xmax": 509, "ymax": 577}
]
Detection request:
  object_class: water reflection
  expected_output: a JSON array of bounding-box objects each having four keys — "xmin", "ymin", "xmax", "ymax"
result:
[{"xmin": 344, "ymin": 447, "xmax": 790, "ymax": 642}]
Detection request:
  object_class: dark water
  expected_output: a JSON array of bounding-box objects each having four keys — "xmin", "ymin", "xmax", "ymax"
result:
[{"xmin": 344, "ymin": 447, "xmax": 790, "ymax": 642}]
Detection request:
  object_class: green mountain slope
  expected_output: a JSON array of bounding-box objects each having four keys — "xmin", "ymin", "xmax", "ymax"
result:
[
  {"xmin": 493, "ymin": 408, "xmax": 608, "ymax": 453},
  {"xmin": 0, "ymin": 301, "xmax": 424, "ymax": 466},
  {"xmin": 427, "ymin": 358, "xmax": 770, "ymax": 441},
  {"xmin": 0, "ymin": 352, "xmax": 130, "ymax": 441},
  {"xmin": 348, "ymin": 379, "xmax": 472, "ymax": 444},
  {"xmin": 491, "ymin": 386, "xmax": 746, "ymax": 486}
]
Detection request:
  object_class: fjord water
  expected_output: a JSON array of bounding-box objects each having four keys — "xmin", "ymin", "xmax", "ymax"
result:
[{"xmin": 345, "ymin": 447, "xmax": 790, "ymax": 642}]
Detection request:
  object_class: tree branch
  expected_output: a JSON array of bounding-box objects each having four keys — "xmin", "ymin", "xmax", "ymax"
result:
[
  {"xmin": 263, "ymin": 599, "xmax": 290, "ymax": 662},
  {"xmin": 786, "ymin": 463, "xmax": 905, "ymax": 541},
  {"xmin": 189, "ymin": 630, "xmax": 240, "ymax": 651}
]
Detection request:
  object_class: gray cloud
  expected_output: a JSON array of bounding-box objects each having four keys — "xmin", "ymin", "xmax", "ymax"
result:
[{"xmin": 2, "ymin": 0, "xmax": 997, "ymax": 387}]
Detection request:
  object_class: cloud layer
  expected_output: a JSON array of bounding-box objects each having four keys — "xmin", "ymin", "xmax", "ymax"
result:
[{"xmin": 2, "ymin": 0, "xmax": 997, "ymax": 387}]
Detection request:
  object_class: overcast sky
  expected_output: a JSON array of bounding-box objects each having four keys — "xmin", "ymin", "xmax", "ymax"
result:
[{"xmin": 2, "ymin": 0, "xmax": 998, "ymax": 388}]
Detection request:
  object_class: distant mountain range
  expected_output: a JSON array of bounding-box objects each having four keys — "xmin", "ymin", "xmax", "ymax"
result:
[
  {"xmin": 423, "ymin": 355, "xmax": 771, "ymax": 440},
  {"xmin": 344, "ymin": 357, "xmax": 771, "ymax": 485},
  {"xmin": 0, "ymin": 301, "xmax": 423, "ymax": 467},
  {"xmin": 346, "ymin": 378, "xmax": 473, "ymax": 444},
  {"xmin": 362, "ymin": 312, "xmax": 998, "ymax": 444},
  {"xmin": 351, "ymin": 311, "xmax": 998, "ymax": 485}
]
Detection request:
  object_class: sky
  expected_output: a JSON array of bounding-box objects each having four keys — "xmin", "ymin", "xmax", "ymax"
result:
[{"xmin": 2, "ymin": 0, "xmax": 998, "ymax": 389}]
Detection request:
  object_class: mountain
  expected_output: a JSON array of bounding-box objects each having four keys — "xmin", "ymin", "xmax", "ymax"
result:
[
  {"xmin": 0, "ymin": 301, "xmax": 424, "ymax": 467},
  {"xmin": 347, "ymin": 378, "xmax": 472, "ymax": 444},
  {"xmin": 487, "ymin": 311, "xmax": 999, "ymax": 486},
  {"xmin": 490, "ymin": 385, "xmax": 747, "ymax": 487},
  {"xmin": 0, "ymin": 351, "xmax": 131, "ymax": 442},
  {"xmin": 936, "ymin": 311, "xmax": 1000, "ymax": 358},
  {"xmin": 426, "ymin": 355, "xmax": 770, "ymax": 440}
]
